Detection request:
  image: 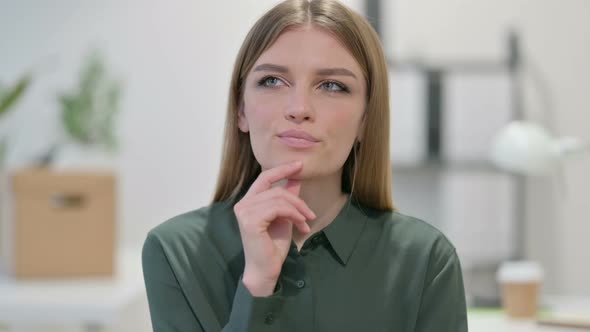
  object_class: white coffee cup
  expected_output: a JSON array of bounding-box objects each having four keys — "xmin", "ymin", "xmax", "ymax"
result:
[{"xmin": 497, "ymin": 261, "xmax": 544, "ymax": 318}]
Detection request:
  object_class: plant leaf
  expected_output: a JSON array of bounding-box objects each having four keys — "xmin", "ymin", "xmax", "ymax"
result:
[
  {"xmin": 0, "ymin": 74, "xmax": 32, "ymax": 116},
  {"xmin": 58, "ymin": 50, "xmax": 122, "ymax": 149}
]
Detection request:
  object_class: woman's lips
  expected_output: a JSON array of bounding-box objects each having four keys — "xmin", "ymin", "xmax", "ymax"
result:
[
  {"xmin": 277, "ymin": 129, "xmax": 319, "ymax": 149},
  {"xmin": 278, "ymin": 136, "xmax": 319, "ymax": 149}
]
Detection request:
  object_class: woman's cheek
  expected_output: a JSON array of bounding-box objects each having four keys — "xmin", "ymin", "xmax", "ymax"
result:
[{"xmin": 255, "ymin": 101, "xmax": 286, "ymax": 125}]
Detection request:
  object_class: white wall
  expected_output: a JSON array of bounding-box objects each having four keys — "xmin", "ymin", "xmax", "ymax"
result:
[{"xmin": 389, "ymin": 0, "xmax": 590, "ymax": 295}]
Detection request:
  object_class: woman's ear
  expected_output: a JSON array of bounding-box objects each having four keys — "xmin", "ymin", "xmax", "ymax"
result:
[{"xmin": 237, "ymin": 104, "xmax": 249, "ymax": 133}]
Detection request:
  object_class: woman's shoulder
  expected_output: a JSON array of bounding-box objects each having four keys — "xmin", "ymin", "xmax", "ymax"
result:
[
  {"xmin": 144, "ymin": 198, "xmax": 240, "ymax": 254},
  {"xmin": 365, "ymin": 207, "xmax": 457, "ymax": 259},
  {"xmin": 142, "ymin": 199, "xmax": 245, "ymax": 300}
]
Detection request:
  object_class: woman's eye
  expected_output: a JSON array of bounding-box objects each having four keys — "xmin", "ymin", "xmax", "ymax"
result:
[
  {"xmin": 321, "ymin": 81, "xmax": 349, "ymax": 93},
  {"xmin": 258, "ymin": 76, "xmax": 285, "ymax": 88}
]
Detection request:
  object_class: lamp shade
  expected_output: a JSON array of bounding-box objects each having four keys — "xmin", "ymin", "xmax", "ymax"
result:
[{"xmin": 490, "ymin": 121, "xmax": 588, "ymax": 176}]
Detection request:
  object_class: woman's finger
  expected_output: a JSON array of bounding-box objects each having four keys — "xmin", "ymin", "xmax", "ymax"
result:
[
  {"xmin": 239, "ymin": 199, "xmax": 310, "ymax": 234},
  {"xmin": 245, "ymin": 185, "xmax": 315, "ymax": 220},
  {"xmin": 244, "ymin": 161, "xmax": 302, "ymax": 199}
]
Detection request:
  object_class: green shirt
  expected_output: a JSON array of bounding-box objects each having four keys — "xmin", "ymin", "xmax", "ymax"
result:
[{"xmin": 142, "ymin": 194, "xmax": 468, "ymax": 332}]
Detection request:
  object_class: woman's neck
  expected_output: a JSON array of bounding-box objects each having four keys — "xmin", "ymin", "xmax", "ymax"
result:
[{"xmin": 291, "ymin": 171, "xmax": 348, "ymax": 249}]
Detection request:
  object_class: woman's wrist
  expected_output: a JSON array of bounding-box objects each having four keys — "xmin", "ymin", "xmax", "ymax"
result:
[{"xmin": 242, "ymin": 270, "xmax": 279, "ymax": 297}]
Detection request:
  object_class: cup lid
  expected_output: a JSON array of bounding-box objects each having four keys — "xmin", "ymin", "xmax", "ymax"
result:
[{"xmin": 497, "ymin": 261, "xmax": 544, "ymax": 283}]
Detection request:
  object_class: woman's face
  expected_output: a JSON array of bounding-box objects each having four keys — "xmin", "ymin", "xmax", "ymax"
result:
[{"xmin": 239, "ymin": 25, "xmax": 366, "ymax": 180}]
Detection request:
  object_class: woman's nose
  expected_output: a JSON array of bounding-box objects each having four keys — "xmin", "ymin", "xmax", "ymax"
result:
[{"xmin": 285, "ymin": 89, "xmax": 314, "ymax": 123}]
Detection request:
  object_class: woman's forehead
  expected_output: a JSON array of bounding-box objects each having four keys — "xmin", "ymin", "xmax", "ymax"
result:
[{"xmin": 251, "ymin": 25, "xmax": 363, "ymax": 76}]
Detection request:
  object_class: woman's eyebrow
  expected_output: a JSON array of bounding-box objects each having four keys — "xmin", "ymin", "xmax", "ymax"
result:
[
  {"xmin": 253, "ymin": 63, "xmax": 289, "ymax": 73},
  {"xmin": 253, "ymin": 63, "xmax": 357, "ymax": 80},
  {"xmin": 316, "ymin": 68, "xmax": 357, "ymax": 79}
]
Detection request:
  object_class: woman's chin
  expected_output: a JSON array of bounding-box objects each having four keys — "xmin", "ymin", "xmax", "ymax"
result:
[{"xmin": 260, "ymin": 158, "xmax": 319, "ymax": 179}]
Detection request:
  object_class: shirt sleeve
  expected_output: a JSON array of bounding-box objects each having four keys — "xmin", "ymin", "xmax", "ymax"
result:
[
  {"xmin": 414, "ymin": 247, "xmax": 468, "ymax": 332},
  {"xmin": 142, "ymin": 232, "xmax": 286, "ymax": 332}
]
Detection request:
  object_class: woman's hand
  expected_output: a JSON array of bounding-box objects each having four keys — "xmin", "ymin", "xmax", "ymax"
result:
[{"xmin": 233, "ymin": 161, "xmax": 315, "ymax": 297}]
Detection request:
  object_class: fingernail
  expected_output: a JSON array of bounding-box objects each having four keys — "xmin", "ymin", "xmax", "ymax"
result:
[{"xmin": 292, "ymin": 160, "xmax": 302, "ymax": 167}]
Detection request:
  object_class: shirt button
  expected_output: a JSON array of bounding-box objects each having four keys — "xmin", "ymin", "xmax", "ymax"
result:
[
  {"xmin": 311, "ymin": 236, "xmax": 323, "ymax": 245},
  {"xmin": 264, "ymin": 312, "xmax": 274, "ymax": 325},
  {"xmin": 296, "ymin": 279, "xmax": 306, "ymax": 288}
]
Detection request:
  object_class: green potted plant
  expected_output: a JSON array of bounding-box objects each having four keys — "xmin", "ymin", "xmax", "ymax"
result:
[
  {"xmin": 50, "ymin": 50, "xmax": 122, "ymax": 169},
  {"xmin": 5, "ymin": 52, "xmax": 122, "ymax": 278}
]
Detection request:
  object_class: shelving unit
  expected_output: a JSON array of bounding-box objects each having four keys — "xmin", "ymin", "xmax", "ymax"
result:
[{"xmin": 366, "ymin": 0, "xmax": 526, "ymax": 306}]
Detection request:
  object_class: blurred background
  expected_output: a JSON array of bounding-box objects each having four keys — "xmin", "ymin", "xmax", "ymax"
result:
[{"xmin": 0, "ymin": 0, "xmax": 589, "ymax": 331}]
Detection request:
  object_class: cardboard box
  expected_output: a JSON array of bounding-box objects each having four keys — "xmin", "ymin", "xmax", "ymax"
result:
[{"xmin": 1, "ymin": 168, "xmax": 116, "ymax": 278}]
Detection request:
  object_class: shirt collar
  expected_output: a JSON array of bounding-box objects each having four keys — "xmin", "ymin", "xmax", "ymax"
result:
[{"xmin": 322, "ymin": 195, "xmax": 369, "ymax": 266}]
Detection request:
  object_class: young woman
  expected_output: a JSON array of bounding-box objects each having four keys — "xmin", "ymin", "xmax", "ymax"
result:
[{"xmin": 142, "ymin": 1, "xmax": 468, "ymax": 331}]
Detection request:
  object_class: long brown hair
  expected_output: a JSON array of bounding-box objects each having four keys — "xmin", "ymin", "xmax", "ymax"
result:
[{"xmin": 212, "ymin": 0, "xmax": 393, "ymax": 211}]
